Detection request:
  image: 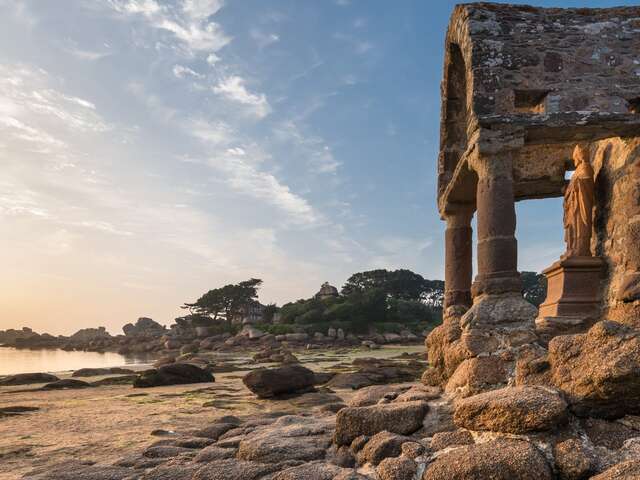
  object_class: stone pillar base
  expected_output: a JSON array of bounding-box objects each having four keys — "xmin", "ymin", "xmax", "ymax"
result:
[
  {"xmin": 471, "ymin": 272, "xmax": 522, "ymax": 297},
  {"xmin": 535, "ymin": 256, "xmax": 605, "ymax": 339},
  {"xmin": 460, "ymin": 293, "xmax": 538, "ymax": 356},
  {"xmin": 441, "ymin": 293, "xmax": 538, "ymax": 398}
]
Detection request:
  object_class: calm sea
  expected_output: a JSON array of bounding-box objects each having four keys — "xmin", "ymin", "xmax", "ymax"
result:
[{"xmin": 0, "ymin": 347, "xmax": 153, "ymax": 376}]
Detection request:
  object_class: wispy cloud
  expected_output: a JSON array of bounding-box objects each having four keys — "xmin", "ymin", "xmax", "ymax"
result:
[
  {"xmin": 0, "ymin": 63, "xmax": 109, "ymax": 156},
  {"xmin": 288, "ymin": 58, "xmax": 324, "ymax": 85},
  {"xmin": 212, "ymin": 75, "xmax": 271, "ymax": 119},
  {"xmin": 0, "ymin": 178, "xmax": 134, "ymax": 238},
  {"xmin": 0, "ymin": 185, "xmax": 51, "ymax": 218},
  {"xmin": 209, "ymin": 149, "xmax": 321, "ymax": 226},
  {"xmin": 0, "ymin": 115, "xmax": 66, "ymax": 152},
  {"xmin": 172, "ymin": 64, "xmax": 204, "ymax": 79},
  {"xmin": 40, "ymin": 229, "xmax": 78, "ymax": 256},
  {"xmin": 273, "ymin": 120, "xmax": 341, "ymax": 174},
  {"xmin": 66, "ymin": 47, "xmax": 112, "ymax": 61},
  {"xmin": 0, "ymin": 0, "xmax": 38, "ymax": 29},
  {"xmin": 182, "ymin": 0, "xmax": 224, "ymax": 20},
  {"xmin": 76, "ymin": 220, "xmax": 133, "ymax": 236},
  {"xmin": 127, "ymin": 81, "xmax": 177, "ymax": 122},
  {"xmin": 188, "ymin": 118, "xmax": 233, "ymax": 145},
  {"xmin": 109, "ymin": 0, "xmax": 231, "ymax": 53},
  {"xmin": 250, "ymin": 28, "xmax": 279, "ymax": 49}
]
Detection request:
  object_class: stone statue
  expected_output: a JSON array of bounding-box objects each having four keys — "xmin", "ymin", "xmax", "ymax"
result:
[{"xmin": 563, "ymin": 144, "xmax": 595, "ymax": 257}]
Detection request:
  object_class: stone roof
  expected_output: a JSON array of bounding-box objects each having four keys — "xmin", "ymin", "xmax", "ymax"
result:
[{"xmin": 438, "ymin": 3, "xmax": 640, "ymax": 214}]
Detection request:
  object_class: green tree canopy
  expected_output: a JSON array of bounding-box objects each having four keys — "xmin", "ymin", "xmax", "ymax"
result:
[
  {"xmin": 280, "ymin": 288, "xmax": 389, "ymax": 333},
  {"xmin": 387, "ymin": 297, "xmax": 439, "ymax": 324},
  {"xmin": 280, "ymin": 283, "xmax": 441, "ymax": 333},
  {"xmin": 341, "ymin": 268, "xmax": 444, "ymax": 306},
  {"xmin": 182, "ymin": 278, "xmax": 263, "ymax": 325}
]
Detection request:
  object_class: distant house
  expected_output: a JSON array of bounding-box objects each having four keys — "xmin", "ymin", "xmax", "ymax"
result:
[
  {"xmin": 233, "ymin": 300, "xmax": 265, "ymax": 325},
  {"xmin": 315, "ymin": 282, "xmax": 339, "ymax": 300}
]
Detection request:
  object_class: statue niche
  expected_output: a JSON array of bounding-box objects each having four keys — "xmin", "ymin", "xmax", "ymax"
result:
[{"xmin": 535, "ymin": 144, "xmax": 605, "ymax": 341}]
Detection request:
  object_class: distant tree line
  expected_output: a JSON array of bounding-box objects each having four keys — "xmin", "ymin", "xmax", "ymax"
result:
[
  {"xmin": 279, "ymin": 269, "xmax": 444, "ymax": 334},
  {"xmin": 177, "ymin": 269, "xmax": 547, "ymax": 334}
]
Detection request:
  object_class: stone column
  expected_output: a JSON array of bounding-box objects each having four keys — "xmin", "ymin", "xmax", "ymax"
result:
[
  {"xmin": 472, "ymin": 152, "xmax": 522, "ymax": 297},
  {"xmin": 444, "ymin": 206, "xmax": 473, "ymax": 309}
]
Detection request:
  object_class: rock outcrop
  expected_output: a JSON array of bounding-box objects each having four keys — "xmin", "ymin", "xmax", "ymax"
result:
[
  {"xmin": 133, "ymin": 363, "xmax": 214, "ymax": 388},
  {"xmin": 429, "ymin": 429, "xmax": 474, "ymax": 451},
  {"xmin": 453, "ymin": 385, "xmax": 568, "ymax": 434},
  {"xmin": 68, "ymin": 327, "xmax": 111, "ymax": 343},
  {"xmin": 423, "ymin": 439, "xmax": 552, "ymax": 480},
  {"xmin": 42, "ymin": 379, "xmax": 92, "ymax": 390},
  {"xmin": 0, "ymin": 372, "xmax": 59, "ymax": 386},
  {"xmin": 242, "ymin": 365, "xmax": 316, "ymax": 398},
  {"xmin": 71, "ymin": 367, "xmax": 134, "ymax": 377},
  {"xmin": 376, "ymin": 456, "xmax": 417, "ymax": 480},
  {"xmin": 123, "ymin": 317, "xmax": 166, "ymax": 337},
  {"xmin": 334, "ymin": 401, "xmax": 428, "ymax": 445},
  {"xmin": 236, "ymin": 415, "xmax": 332, "ymax": 463},
  {"xmin": 554, "ymin": 438, "xmax": 596, "ymax": 480},
  {"xmin": 355, "ymin": 431, "xmax": 409, "ymax": 465},
  {"xmin": 549, "ymin": 321, "xmax": 640, "ymax": 419},
  {"xmin": 591, "ymin": 460, "xmax": 640, "ymax": 480}
]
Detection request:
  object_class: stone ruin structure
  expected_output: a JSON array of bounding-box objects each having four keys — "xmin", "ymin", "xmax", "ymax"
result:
[
  {"xmin": 438, "ymin": 2, "xmax": 640, "ymax": 318},
  {"xmin": 428, "ymin": 2, "xmax": 640, "ymax": 390},
  {"xmin": 417, "ymin": 3, "xmax": 640, "ymax": 476}
]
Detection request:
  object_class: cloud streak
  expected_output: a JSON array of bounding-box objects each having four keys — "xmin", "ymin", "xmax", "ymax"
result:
[
  {"xmin": 212, "ymin": 76, "xmax": 271, "ymax": 119},
  {"xmin": 109, "ymin": 0, "xmax": 231, "ymax": 53},
  {"xmin": 208, "ymin": 149, "xmax": 321, "ymax": 226}
]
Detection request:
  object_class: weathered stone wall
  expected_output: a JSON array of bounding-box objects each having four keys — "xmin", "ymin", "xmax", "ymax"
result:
[
  {"xmin": 593, "ymin": 136, "xmax": 640, "ymax": 325},
  {"xmin": 438, "ymin": 4, "xmax": 640, "ymax": 211},
  {"xmin": 461, "ymin": 4, "xmax": 640, "ymax": 118}
]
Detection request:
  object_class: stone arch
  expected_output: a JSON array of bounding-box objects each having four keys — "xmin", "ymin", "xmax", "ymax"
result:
[{"xmin": 438, "ymin": 41, "xmax": 470, "ymax": 200}]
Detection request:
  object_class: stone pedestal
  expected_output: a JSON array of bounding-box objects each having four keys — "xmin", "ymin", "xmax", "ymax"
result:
[{"xmin": 535, "ymin": 256, "xmax": 605, "ymax": 339}]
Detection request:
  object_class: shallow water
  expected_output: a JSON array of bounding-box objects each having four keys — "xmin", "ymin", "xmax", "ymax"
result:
[{"xmin": 0, "ymin": 347, "xmax": 153, "ymax": 375}]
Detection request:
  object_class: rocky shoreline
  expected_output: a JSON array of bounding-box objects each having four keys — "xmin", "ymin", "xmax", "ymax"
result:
[
  {"xmin": 0, "ymin": 325, "xmax": 640, "ymax": 480},
  {"xmin": 4, "ymin": 310, "xmax": 640, "ymax": 479},
  {"xmin": 0, "ymin": 317, "xmax": 424, "ymax": 358},
  {"xmin": 3, "ymin": 319, "xmax": 640, "ymax": 479},
  {"xmin": 0, "ymin": 344, "xmax": 427, "ymax": 480}
]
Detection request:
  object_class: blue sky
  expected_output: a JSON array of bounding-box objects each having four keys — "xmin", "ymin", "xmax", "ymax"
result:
[{"xmin": 0, "ymin": 0, "xmax": 633, "ymax": 334}]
